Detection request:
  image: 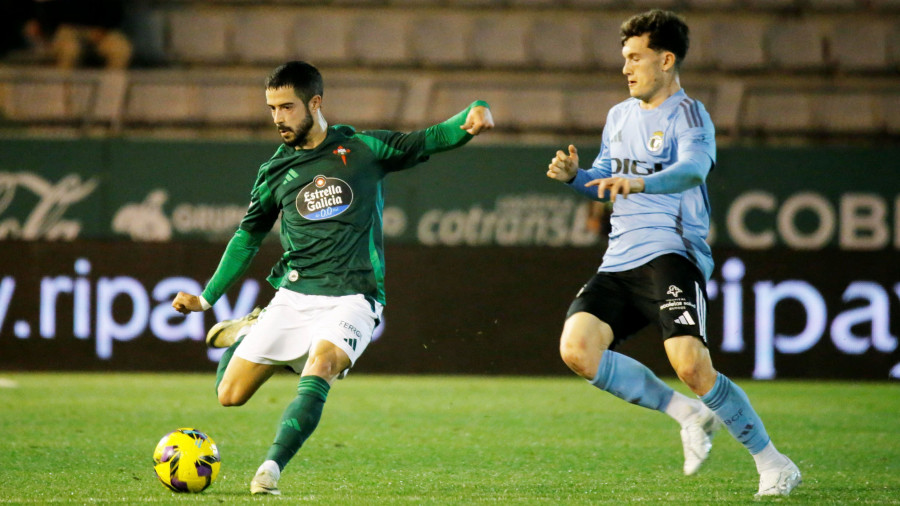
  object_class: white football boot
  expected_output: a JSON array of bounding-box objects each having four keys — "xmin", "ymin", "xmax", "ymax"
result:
[
  {"xmin": 681, "ymin": 406, "xmax": 723, "ymax": 475},
  {"xmin": 250, "ymin": 460, "xmax": 281, "ymax": 495},
  {"xmin": 205, "ymin": 306, "xmax": 262, "ymax": 348},
  {"xmin": 755, "ymin": 456, "xmax": 802, "ymax": 497}
]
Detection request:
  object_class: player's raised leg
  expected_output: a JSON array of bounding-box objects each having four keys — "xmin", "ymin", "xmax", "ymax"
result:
[
  {"xmin": 217, "ymin": 354, "xmax": 280, "ymax": 407},
  {"xmin": 207, "ymin": 307, "xmax": 264, "ymax": 396},
  {"xmin": 250, "ymin": 340, "xmax": 349, "ymax": 496},
  {"xmin": 665, "ymin": 336, "xmax": 801, "ymax": 496},
  {"xmin": 560, "ymin": 312, "xmax": 717, "ymax": 474},
  {"xmin": 208, "ymin": 307, "xmax": 273, "ymax": 406}
]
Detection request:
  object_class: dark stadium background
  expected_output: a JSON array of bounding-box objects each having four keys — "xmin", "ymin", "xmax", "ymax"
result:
[{"xmin": 1, "ymin": 0, "xmax": 898, "ymax": 381}]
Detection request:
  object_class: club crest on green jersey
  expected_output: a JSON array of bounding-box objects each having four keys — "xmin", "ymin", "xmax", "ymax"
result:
[
  {"xmin": 297, "ymin": 175, "xmax": 353, "ymax": 220},
  {"xmin": 333, "ymin": 145, "xmax": 351, "ymax": 165}
]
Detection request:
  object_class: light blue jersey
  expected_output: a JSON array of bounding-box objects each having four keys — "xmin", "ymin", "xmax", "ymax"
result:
[{"xmin": 568, "ymin": 89, "xmax": 716, "ymax": 279}]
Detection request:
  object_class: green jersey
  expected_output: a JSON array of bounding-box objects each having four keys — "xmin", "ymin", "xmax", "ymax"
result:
[{"xmin": 201, "ymin": 100, "xmax": 489, "ymax": 307}]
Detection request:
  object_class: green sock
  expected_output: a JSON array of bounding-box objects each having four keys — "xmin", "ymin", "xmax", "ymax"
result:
[
  {"xmin": 265, "ymin": 375, "xmax": 331, "ymax": 470},
  {"xmin": 214, "ymin": 340, "xmax": 241, "ymax": 395}
]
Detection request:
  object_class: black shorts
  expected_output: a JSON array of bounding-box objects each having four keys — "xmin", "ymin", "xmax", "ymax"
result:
[{"xmin": 566, "ymin": 253, "xmax": 708, "ymax": 349}]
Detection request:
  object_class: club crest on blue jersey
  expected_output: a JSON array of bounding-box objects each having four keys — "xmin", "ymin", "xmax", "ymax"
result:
[
  {"xmin": 297, "ymin": 175, "xmax": 353, "ymax": 220},
  {"xmin": 647, "ymin": 131, "xmax": 664, "ymax": 152}
]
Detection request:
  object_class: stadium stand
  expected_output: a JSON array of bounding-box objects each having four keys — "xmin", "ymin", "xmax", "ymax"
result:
[
  {"xmin": 0, "ymin": 2, "xmax": 897, "ymax": 144},
  {"xmin": 740, "ymin": 90, "xmax": 814, "ymax": 134},
  {"xmin": 566, "ymin": 88, "xmax": 636, "ymax": 130},
  {"xmin": 710, "ymin": 18, "xmax": 769, "ymax": 71},
  {"xmin": 765, "ymin": 20, "xmax": 828, "ymax": 71},
  {"xmin": 233, "ymin": 11, "xmax": 294, "ymax": 64},
  {"xmin": 588, "ymin": 16, "xmax": 631, "ymax": 70},
  {"xmin": 830, "ymin": 19, "xmax": 892, "ymax": 71},
  {"xmin": 807, "ymin": 0, "xmax": 865, "ymax": 9},
  {"xmin": 349, "ymin": 12, "xmax": 413, "ymax": 66},
  {"xmin": 409, "ymin": 14, "xmax": 472, "ymax": 67},
  {"xmin": 167, "ymin": 10, "xmax": 230, "ymax": 65},
  {"xmin": 531, "ymin": 17, "xmax": 591, "ymax": 70},
  {"xmin": 471, "ymin": 14, "xmax": 533, "ymax": 68},
  {"xmin": 814, "ymin": 92, "xmax": 880, "ymax": 132},
  {"xmin": 887, "ymin": 94, "xmax": 900, "ymax": 133},
  {"xmin": 291, "ymin": 12, "xmax": 354, "ymax": 66}
]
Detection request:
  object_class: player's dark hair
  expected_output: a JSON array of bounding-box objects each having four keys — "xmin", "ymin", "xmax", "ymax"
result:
[
  {"xmin": 266, "ymin": 61, "xmax": 324, "ymax": 105},
  {"xmin": 620, "ymin": 10, "xmax": 690, "ymax": 68}
]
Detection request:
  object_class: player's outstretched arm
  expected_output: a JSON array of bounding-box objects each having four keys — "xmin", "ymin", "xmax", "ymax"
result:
[
  {"xmin": 547, "ymin": 145, "xmax": 579, "ymax": 182},
  {"xmin": 360, "ymin": 101, "xmax": 493, "ymax": 172},
  {"xmin": 171, "ymin": 228, "xmax": 267, "ymax": 315},
  {"xmin": 422, "ymin": 100, "xmax": 492, "ymax": 154}
]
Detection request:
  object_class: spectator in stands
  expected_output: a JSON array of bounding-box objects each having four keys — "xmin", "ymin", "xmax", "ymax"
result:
[{"xmin": 23, "ymin": 0, "xmax": 132, "ymax": 69}]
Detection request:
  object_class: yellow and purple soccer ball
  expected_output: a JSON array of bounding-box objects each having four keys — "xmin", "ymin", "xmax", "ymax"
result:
[{"xmin": 152, "ymin": 428, "xmax": 220, "ymax": 493}]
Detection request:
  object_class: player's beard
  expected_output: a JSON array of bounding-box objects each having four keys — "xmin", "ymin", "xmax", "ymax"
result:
[{"xmin": 279, "ymin": 106, "xmax": 314, "ymax": 148}]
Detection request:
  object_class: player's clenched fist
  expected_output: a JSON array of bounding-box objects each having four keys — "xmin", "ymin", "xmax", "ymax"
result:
[
  {"xmin": 172, "ymin": 291, "xmax": 204, "ymax": 314},
  {"xmin": 547, "ymin": 144, "xmax": 579, "ymax": 182},
  {"xmin": 460, "ymin": 106, "xmax": 494, "ymax": 135}
]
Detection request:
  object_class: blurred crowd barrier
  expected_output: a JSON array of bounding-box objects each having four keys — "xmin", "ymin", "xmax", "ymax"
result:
[{"xmin": 0, "ymin": 0, "xmax": 898, "ymax": 144}]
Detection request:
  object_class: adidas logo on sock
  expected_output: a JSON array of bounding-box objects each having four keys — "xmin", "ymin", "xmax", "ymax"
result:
[{"xmin": 675, "ymin": 311, "xmax": 696, "ymax": 326}]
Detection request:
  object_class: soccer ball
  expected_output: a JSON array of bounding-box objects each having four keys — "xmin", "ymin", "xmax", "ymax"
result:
[{"xmin": 152, "ymin": 428, "xmax": 221, "ymax": 493}]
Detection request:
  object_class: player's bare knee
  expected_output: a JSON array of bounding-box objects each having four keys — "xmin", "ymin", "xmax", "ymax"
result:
[
  {"xmin": 216, "ymin": 384, "xmax": 247, "ymax": 407},
  {"xmin": 216, "ymin": 389, "xmax": 233, "ymax": 406},
  {"xmin": 674, "ymin": 363, "xmax": 714, "ymax": 394},
  {"xmin": 219, "ymin": 394, "xmax": 247, "ymax": 407},
  {"xmin": 304, "ymin": 356, "xmax": 341, "ymax": 382},
  {"xmin": 559, "ymin": 335, "xmax": 596, "ymax": 379},
  {"xmin": 558, "ymin": 334, "xmax": 579, "ymax": 363}
]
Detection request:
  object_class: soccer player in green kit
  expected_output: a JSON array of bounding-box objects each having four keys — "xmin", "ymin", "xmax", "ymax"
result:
[{"xmin": 172, "ymin": 61, "xmax": 493, "ymax": 495}]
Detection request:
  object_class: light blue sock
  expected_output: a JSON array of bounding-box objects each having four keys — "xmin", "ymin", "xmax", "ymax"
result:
[
  {"xmin": 589, "ymin": 350, "xmax": 675, "ymax": 412},
  {"xmin": 700, "ymin": 372, "xmax": 770, "ymax": 454}
]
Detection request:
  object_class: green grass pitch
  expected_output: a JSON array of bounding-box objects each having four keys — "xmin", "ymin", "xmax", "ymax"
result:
[{"xmin": 1, "ymin": 373, "xmax": 898, "ymax": 504}]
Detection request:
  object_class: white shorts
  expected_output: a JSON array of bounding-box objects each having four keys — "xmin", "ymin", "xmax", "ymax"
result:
[{"xmin": 234, "ymin": 288, "xmax": 382, "ymax": 376}]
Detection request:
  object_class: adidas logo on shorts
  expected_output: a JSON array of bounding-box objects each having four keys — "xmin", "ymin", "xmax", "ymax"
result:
[
  {"xmin": 675, "ymin": 311, "xmax": 695, "ymax": 326},
  {"xmin": 344, "ymin": 337, "xmax": 358, "ymax": 351}
]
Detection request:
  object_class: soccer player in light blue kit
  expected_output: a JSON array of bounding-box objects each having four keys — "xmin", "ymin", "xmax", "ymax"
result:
[{"xmin": 546, "ymin": 10, "xmax": 801, "ymax": 497}]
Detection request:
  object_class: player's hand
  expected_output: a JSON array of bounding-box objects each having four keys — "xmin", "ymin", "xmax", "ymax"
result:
[
  {"xmin": 585, "ymin": 176, "xmax": 645, "ymax": 202},
  {"xmin": 172, "ymin": 291, "xmax": 204, "ymax": 315},
  {"xmin": 461, "ymin": 106, "xmax": 494, "ymax": 135},
  {"xmin": 547, "ymin": 145, "xmax": 579, "ymax": 182}
]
